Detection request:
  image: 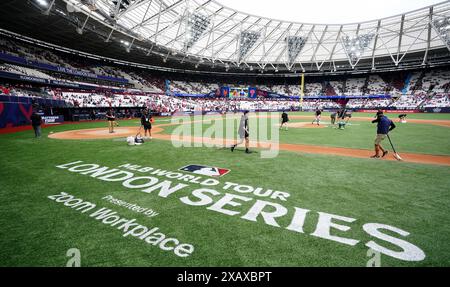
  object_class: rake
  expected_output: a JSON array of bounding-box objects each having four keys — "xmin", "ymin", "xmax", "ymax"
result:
[
  {"xmin": 135, "ymin": 125, "xmax": 143, "ymax": 138},
  {"xmin": 387, "ymin": 134, "xmax": 403, "ymax": 161}
]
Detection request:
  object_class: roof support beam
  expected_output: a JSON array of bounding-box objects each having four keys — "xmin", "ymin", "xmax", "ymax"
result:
[
  {"xmin": 260, "ymin": 23, "xmax": 293, "ymax": 62},
  {"xmin": 396, "ymin": 14, "xmax": 405, "ymax": 64},
  {"xmin": 154, "ymin": 0, "xmax": 164, "ymax": 43},
  {"xmin": 371, "ymin": 20, "xmax": 381, "ymax": 69},
  {"xmin": 275, "ymin": 24, "xmax": 306, "ymax": 63},
  {"xmin": 199, "ymin": 13, "xmax": 219, "ymax": 57},
  {"xmin": 422, "ymin": 6, "xmax": 433, "ymax": 65},
  {"xmin": 112, "ymin": 0, "xmax": 124, "ymax": 19},
  {"xmin": 311, "ymin": 25, "xmax": 328, "ymax": 63},
  {"xmin": 197, "ymin": 14, "xmax": 247, "ymax": 56},
  {"xmin": 165, "ymin": 8, "xmax": 232, "ymax": 48},
  {"xmin": 105, "ymin": 26, "xmax": 115, "ymax": 42},
  {"xmin": 116, "ymin": 0, "xmax": 153, "ymax": 18},
  {"xmin": 230, "ymin": 20, "xmax": 276, "ymax": 63},
  {"xmin": 239, "ymin": 21, "xmax": 280, "ymax": 63},
  {"xmin": 43, "ymin": 0, "xmax": 56, "ymax": 15},
  {"xmin": 130, "ymin": 0, "xmax": 185, "ymax": 30},
  {"xmin": 328, "ymin": 25, "xmax": 343, "ymax": 69},
  {"xmin": 148, "ymin": 2, "xmax": 216, "ymax": 41}
]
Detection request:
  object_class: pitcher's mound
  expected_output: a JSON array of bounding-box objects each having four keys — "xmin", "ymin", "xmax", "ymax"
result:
[{"xmin": 48, "ymin": 127, "xmax": 160, "ymax": 140}]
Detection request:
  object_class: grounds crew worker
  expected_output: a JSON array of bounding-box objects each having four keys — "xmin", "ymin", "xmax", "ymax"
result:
[
  {"xmin": 30, "ymin": 110, "xmax": 43, "ymax": 138},
  {"xmin": 141, "ymin": 109, "xmax": 153, "ymax": 139},
  {"xmin": 330, "ymin": 111, "xmax": 337, "ymax": 125},
  {"xmin": 231, "ymin": 111, "xmax": 251, "ymax": 154},
  {"xmin": 371, "ymin": 111, "xmax": 396, "ymax": 159},
  {"xmin": 280, "ymin": 110, "xmax": 289, "ymax": 130},
  {"xmin": 106, "ymin": 109, "xmax": 116, "ymax": 133}
]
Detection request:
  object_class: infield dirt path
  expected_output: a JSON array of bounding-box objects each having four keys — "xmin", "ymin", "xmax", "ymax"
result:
[
  {"xmin": 48, "ymin": 116, "xmax": 450, "ymax": 167},
  {"xmin": 255, "ymin": 115, "xmax": 450, "ymax": 128}
]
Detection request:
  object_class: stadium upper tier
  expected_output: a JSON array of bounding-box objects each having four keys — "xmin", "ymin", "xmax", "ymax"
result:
[
  {"xmin": 1, "ymin": 31, "xmax": 449, "ymax": 110},
  {"xmin": 1, "ymin": 35, "xmax": 450, "ymax": 100},
  {"xmin": 1, "ymin": 1, "xmax": 450, "ymax": 74}
]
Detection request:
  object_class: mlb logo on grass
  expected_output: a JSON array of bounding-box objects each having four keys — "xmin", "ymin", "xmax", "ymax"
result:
[{"xmin": 180, "ymin": 165, "xmax": 230, "ymax": 177}]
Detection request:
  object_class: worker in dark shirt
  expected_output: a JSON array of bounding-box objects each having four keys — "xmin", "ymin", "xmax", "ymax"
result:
[
  {"xmin": 280, "ymin": 111, "xmax": 289, "ymax": 131},
  {"xmin": 30, "ymin": 111, "xmax": 43, "ymax": 138},
  {"xmin": 398, "ymin": 114, "xmax": 407, "ymax": 123},
  {"xmin": 140, "ymin": 109, "xmax": 153, "ymax": 139},
  {"xmin": 338, "ymin": 108, "xmax": 347, "ymax": 120},
  {"xmin": 90, "ymin": 110, "xmax": 96, "ymax": 121},
  {"xmin": 371, "ymin": 111, "xmax": 396, "ymax": 158},
  {"xmin": 231, "ymin": 111, "xmax": 251, "ymax": 154},
  {"xmin": 312, "ymin": 108, "xmax": 322, "ymax": 126},
  {"xmin": 330, "ymin": 111, "xmax": 337, "ymax": 125}
]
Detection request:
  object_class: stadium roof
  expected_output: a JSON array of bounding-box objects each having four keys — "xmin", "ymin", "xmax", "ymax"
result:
[
  {"xmin": 218, "ymin": 0, "xmax": 444, "ymax": 25},
  {"xmin": 0, "ymin": 0, "xmax": 450, "ymax": 75}
]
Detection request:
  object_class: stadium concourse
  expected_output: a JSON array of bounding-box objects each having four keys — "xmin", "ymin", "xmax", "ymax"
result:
[{"xmin": 0, "ymin": 0, "xmax": 450, "ymax": 273}]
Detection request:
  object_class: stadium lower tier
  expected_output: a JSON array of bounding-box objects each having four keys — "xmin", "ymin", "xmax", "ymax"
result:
[
  {"xmin": 2, "ymin": 89, "xmax": 450, "ymax": 110},
  {"xmin": 1, "ymin": 92, "xmax": 449, "ymax": 129}
]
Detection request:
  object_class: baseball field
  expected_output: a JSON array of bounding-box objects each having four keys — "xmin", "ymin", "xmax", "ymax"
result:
[{"xmin": 0, "ymin": 111, "xmax": 449, "ymax": 267}]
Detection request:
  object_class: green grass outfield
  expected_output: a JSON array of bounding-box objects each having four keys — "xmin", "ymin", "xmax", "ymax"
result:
[{"xmin": 0, "ymin": 112, "xmax": 449, "ymax": 267}]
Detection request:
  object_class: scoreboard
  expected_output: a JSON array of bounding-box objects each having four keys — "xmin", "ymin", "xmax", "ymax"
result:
[
  {"xmin": 230, "ymin": 87, "xmax": 248, "ymax": 98},
  {"xmin": 220, "ymin": 86, "xmax": 258, "ymax": 98}
]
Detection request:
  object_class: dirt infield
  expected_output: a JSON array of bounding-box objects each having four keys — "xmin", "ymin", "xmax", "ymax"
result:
[
  {"xmin": 291, "ymin": 115, "xmax": 450, "ymax": 128},
  {"xmin": 48, "ymin": 117, "xmax": 450, "ymax": 166},
  {"xmin": 280, "ymin": 122, "xmax": 327, "ymax": 129},
  {"xmin": 48, "ymin": 126, "xmax": 164, "ymax": 140}
]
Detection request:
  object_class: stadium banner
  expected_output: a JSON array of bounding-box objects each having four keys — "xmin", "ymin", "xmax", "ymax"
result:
[
  {"xmin": 304, "ymin": 95, "xmax": 392, "ymax": 100},
  {"xmin": 267, "ymin": 92, "xmax": 284, "ymax": 99},
  {"xmin": 248, "ymin": 87, "xmax": 257, "ymax": 98},
  {"xmin": 50, "ymin": 80, "xmax": 82, "ymax": 88},
  {"xmin": 424, "ymin": 107, "xmax": 450, "ymax": 113},
  {"xmin": 0, "ymin": 102, "xmax": 32, "ymax": 128},
  {"xmin": 42, "ymin": 115, "xmax": 64, "ymax": 124},
  {"xmin": 0, "ymin": 71, "xmax": 48, "ymax": 84},
  {"xmin": 357, "ymin": 109, "xmax": 422, "ymax": 113},
  {"xmin": 0, "ymin": 94, "xmax": 67, "ymax": 108},
  {"xmin": 220, "ymin": 86, "xmax": 230, "ymax": 98},
  {"xmin": 0, "ymin": 70, "xmax": 99, "ymax": 90},
  {"xmin": 0, "ymin": 52, "xmax": 128, "ymax": 84},
  {"xmin": 173, "ymin": 93, "xmax": 210, "ymax": 98}
]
